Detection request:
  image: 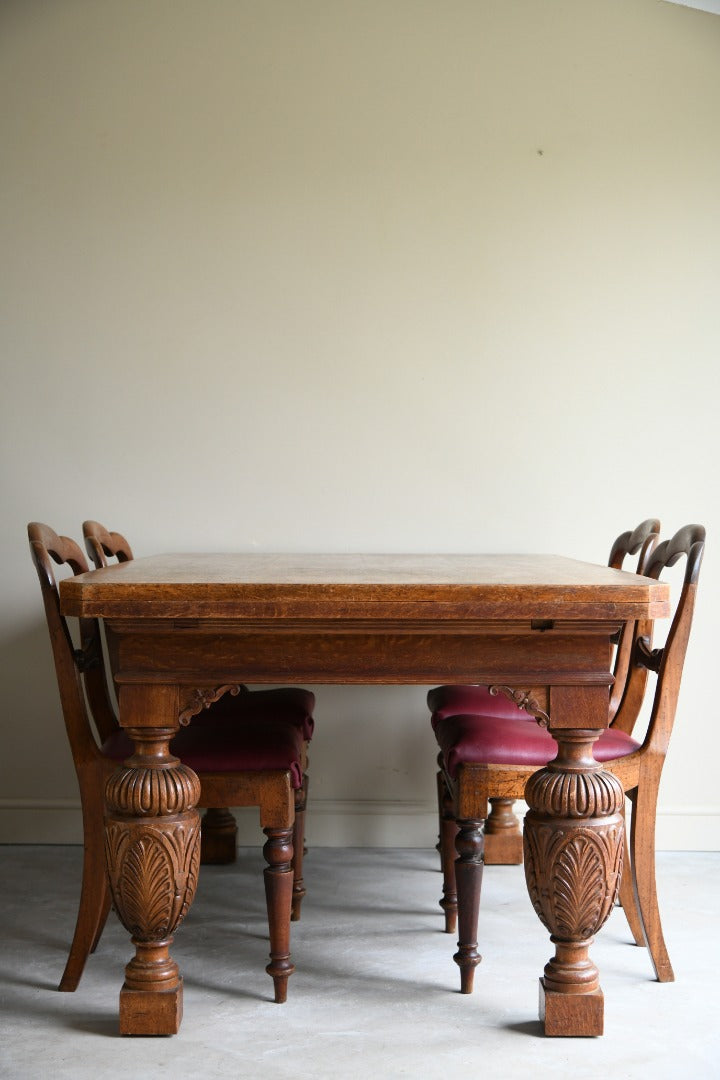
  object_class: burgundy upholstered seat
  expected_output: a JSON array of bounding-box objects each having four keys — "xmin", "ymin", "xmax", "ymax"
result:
[
  {"xmin": 427, "ymin": 684, "xmax": 528, "ymax": 727},
  {"xmin": 206, "ymin": 686, "xmax": 315, "ymax": 741},
  {"xmin": 434, "ymin": 712, "xmax": 640, "ymax": 778},
  {"xmin": 102, "ymin": 716, "xmax": 306, "ymax": 789}
]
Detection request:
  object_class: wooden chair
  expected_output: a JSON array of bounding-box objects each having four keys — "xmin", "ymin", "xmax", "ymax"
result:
[
  {"xmin": 28, "ymin": 522, "xmax": 315, "ymax": 1003},
  {"xmin": 430, "ymin": 518, "xmax": 661, "ymax": 886},
  {"xmin": 82, "ymin": 519, "xmax": 312, "ymax": 884},
  {"xmin": 431, "ymin": 523, "xmax": 704, "ymax": 992}
]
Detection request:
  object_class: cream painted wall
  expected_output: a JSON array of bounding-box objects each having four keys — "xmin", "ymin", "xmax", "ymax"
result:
[{"xmin": 1, "ymin": 0, "xmax": 718, "ymax": 848}]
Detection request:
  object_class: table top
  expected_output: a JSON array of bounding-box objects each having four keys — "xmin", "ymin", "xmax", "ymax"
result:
[{"xmin": 60, "ymin": 553, "xmax": 670, "ymax": 622}]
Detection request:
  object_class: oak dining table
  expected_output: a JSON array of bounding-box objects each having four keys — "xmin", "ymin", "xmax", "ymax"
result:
[{"xmin": 59, "ymin": 552, "xmax": 670, "ymax": 1038}]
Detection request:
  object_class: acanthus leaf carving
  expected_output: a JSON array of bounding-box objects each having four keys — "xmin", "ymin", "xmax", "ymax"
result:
[
  {"xmin": 105, "ymin": 820, "xmax": 201, "ymax": 942},
  {"xmin": 523, "ymin": 821, "xmax": 623, "ymax": 940}
]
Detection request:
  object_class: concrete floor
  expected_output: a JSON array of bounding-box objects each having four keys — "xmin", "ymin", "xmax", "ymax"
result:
[{"xmin": 0, "ymin": 846, "xmax": 718, "ymax": 1079}]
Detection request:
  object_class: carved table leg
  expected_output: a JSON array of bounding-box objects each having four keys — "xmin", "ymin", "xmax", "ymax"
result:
[
  {"xmin": 523, "ymin": 725, "xmax": 624, "ymax": 1037},
  {"xmin": 484, "ymin": 798, "xmax": 524, "ymax": 865},
  {"xmin": 453, "ymin": 819, "xmax": 484, "ymax": 993},
  {"xmin": 105, "ymin": 697, "xmax": 201, "ymax": 1036}
]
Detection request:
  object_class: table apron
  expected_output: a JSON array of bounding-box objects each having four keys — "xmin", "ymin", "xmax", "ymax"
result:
[{"xmin": 107, "ymin": 625, "xmax": 616, "ymax": 687}]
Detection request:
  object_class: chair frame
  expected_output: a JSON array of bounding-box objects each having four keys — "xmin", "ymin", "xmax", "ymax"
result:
[
  {"xmin": 29, "ymin": 522, "xmax": 305, "ymax": 1002},
  {"xmin": 436, "ymin": 523, "xmax": 703, "ymax": 992},
  {"xmin": 442, "ymin": 519, "xmax": 662, "ymax": 870},
  {"xmin": 82, "ymin": 519, "xmax": 310, "ymax": 915},
  {"xmin": 440, "ymin": 518, "xmax": 703, "ymax": 989}
]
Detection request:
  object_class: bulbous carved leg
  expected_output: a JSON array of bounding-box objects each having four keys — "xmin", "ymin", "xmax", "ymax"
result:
[
  {"xmin": 453, "ymin": 819, "xmax": 484, "ymax": 994},
  {"xmin": 105, "ymin": 726, "xmax": 201, "ymax": 1035},
  {"xmin": 263, "ymin": 826, "xmax": 295, "ymax": 1003},
  {"xmin": 437, "ymin": 772, "xmax": 459, "ymax": 934},
  {"xmin": 523, "ymin": 728, "xmax": 624, "ymax": 1037}
]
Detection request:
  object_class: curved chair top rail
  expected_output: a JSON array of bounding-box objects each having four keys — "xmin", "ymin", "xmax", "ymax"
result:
[
  {"xmin": 608, "ymin": 518, "xmax": 661, "ymax": 573},
  {"xmin": 29, "ymin": 522, "xmax": 89, "ymax": 587},
  {"xmin": 644, "ymin": 524, "xmax": 705, "ymax": 587},
  {"xmin": 608, "ymin": 518, "xmax": 661, "ymax": 727},
  {"xmin": 620, "ymin": 523, "xmax": 705, "ymax": 757},
  {"xmin": 27, "ymin": 522, "xmax": 111, "ymax": 757},
  {"xmin": 82, "ymin": 520, "xmax": 134, "ymax": 569}
]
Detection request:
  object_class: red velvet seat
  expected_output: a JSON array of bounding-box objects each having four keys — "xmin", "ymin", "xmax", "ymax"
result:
[
  {"xmin": 102, "ymin": 716, "xmax": 306, "ymax": 790},
  {"xmin": 206, "ymin": 685, "xmax": 315, "ymax": 741},
  {"xmin": 428, "ymin": 684, "xmax": 528, "ymax": 726},
  {"xmin": 434, "ymin": 712, "xmax": 640, "ymax": 776}
]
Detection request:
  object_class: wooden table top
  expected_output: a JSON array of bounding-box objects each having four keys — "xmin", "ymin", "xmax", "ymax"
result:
[{"xmin": 60, "ymin": 553, "xmax": 670, "ymax": 622}]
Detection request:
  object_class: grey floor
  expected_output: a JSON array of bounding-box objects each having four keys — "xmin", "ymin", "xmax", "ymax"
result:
[{"xmin": 0, "ymin": 847, "xmax": 718, "ymax": 1080}]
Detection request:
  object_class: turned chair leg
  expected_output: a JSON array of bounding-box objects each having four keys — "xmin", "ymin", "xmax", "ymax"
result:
[
  {"xmin": 263, "ymin": 826, "xmax": 296, "ymax": 1003},
  {"xmin": 617, "ymin": 800, "xmax": 645, "ymax": 947},
  {"xmin": 483, "ymin": 798, "xmax": 523, "ymax": 865},
  {"xmin": 629, "ymin": 782, "xmax": 674, "ymax": 982},
  {"xmin": 59, "ymin": 782, "xmax": 109, "ymax": 991},
  {"xmin": 453, "ymin": 818, "xmax": 484, "ymax": 994},
  {"xmin": 200, "ymin": 807, "xmax": 238, "ymax": 865},
  {"xmin": 291, "ymin": 776, "xmax": 308, "ymax": 921},
  {"xmin": 437, "ymin": 772, "xmax": 459, "ymax": 934}
]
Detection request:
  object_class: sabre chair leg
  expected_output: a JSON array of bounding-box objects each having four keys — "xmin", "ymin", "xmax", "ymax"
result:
[
  {"xmin": 59, "ymin": 781, "xmax": 109, "ymax": 991},
  {"xmin": 617, "ymin": 801, "xmax": 645, "ymax": 948},
  {"xmin": 629, "ymin": 782, "xmax": 674, "ymax": 982},
  {"xmin": 90, "ymin": 880, "xmax": 113, "ymax": 954}
]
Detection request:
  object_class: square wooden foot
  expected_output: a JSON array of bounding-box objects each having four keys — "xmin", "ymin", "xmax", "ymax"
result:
[
  {"xmin": 539, "ymin": 979, "xmax": 603, "ymax": 1037},
  {"xmin": 200, "ymin": 808, "xmax": 238, "ymax": 864},
  {"xmin": 119, "ymin": 978, "xmax": 183, "ymax": 1035},
  {"xmin": 200, "ymin": 829, "xmax": 238, "ymax": 864},
  {"xmin": 483, "ymin": 831, "xmax": 523, "ymax": 865}
]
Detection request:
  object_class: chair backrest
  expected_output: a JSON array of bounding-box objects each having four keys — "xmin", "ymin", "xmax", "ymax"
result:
[
  {"xmin": 82, "ymin": 520, "xmax": 133, "ymax": 568},
  {"xmin": 607, "ymin": 519, "xmax": 661, "ymax": 724},
  {"xmin": 27, "ymin": 523, "xmax": 109, "ymax": 768},
  {"xmin": 615, "ymin": 523, "xmax": 705, "ymax": 761},
  {"xmin": 607, "ymin": 518, "xmax": 661, "ymax": 573}
]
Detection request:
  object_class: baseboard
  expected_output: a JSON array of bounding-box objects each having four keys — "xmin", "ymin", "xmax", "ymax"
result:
[
  {"xmin": 0, "ymin": 800, "xmax": 83, "ymax": 844},
  {"xmin": 1, "ymin": 799, "xmax": 718, "ymax": 850}
]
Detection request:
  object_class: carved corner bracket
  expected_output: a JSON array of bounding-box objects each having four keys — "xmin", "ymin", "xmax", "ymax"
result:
[
  {"xmin": 178, "ymin": 683, "xmax": 248, "ymax": 727},
  {"xmin": 488, "ymin": 685, "xmax": 550, "ymax": 728}
]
